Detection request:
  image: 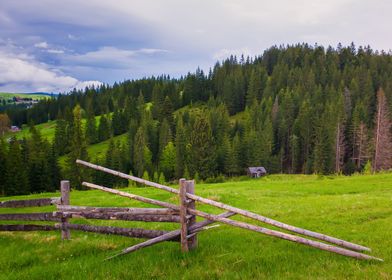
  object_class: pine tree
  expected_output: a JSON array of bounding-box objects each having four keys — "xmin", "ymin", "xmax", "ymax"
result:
[
  {"xmin": 54, "ymin": 118, "xmax": 68, "ymax": 155},
  {"xmin": 189, "ymin": 114, "xmax": 216, "ymax": 179},
  {"xmin": 28, "ymin": 127, "xmax": 51, "ymax": 193},
  {"xmin": 133, "ymin": 126, "xmax": 152, "ymax": 177},
  {"xmin": 5, "ymin": 138, "xmax": 28, "ymax": 195},
  {"xmin": 373, "ymin": 88, "xmax": 392, "ymax": 171},
  {"xmin": 175, "ymin": 117, "xmax": 187, "ymax": 178},
  {"xmin": 85, "ymin": 112, "xmax": 97, "ymax": 144},
  {"xmin": 158, "ymin": 172, "xmax": 166, "ymax": 184},
  {"xmin": 160, "ymin": 141, "xmax": 176, "ymax": 180},
  {"xmin": 98, "ymin": 115, "xmax": 111, "ymax": 142},
  {"xmin": 66, "ymin": 105, "xmax": 90, "ymax": 189},
  {"xmin": 0, "ymin": 140, "xmax": 7, "ymax": 195},
  {"xmin": 158, "ymin": 119, "xmax": 172, "ymax": 158}
]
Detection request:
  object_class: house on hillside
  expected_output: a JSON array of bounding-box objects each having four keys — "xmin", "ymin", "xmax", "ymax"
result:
[
  {"xmin": 246, "ymin": 167, "xmax": 267, "ymax": 178},
  {"xmin": 10, "ymin": 126, "xmax": 20, "ymax": 132}
]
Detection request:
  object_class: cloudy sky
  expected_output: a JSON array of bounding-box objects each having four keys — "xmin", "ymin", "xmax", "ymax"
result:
[{"xmin": 0, "ymin": 0, "xmax": 391, "ymax": 93}]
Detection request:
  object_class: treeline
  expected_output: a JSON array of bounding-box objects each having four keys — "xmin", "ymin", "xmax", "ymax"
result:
[
  {"xmin": 0, "ymin": 128, "xmax": 60, "ymax": 196},
  {"xmin": 1, "ymin": 43, "xmax": 392, "ymax": 195}
]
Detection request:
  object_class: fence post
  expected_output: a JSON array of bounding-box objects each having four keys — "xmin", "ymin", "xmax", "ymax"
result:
[
  {"xmin": 179, "ymin": 178, "xmax": 188, "ymax": 252},
  {"xmin": 60, "ymin": 180, "xmax": 70, "ymax": 240},
  {"xmin": 186, "ymin": 180, "xmax": 197, "ymax": 250}
]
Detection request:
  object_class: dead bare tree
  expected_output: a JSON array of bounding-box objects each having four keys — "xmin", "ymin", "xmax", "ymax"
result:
[
  {"xmin": 373, "ymin": 88, "xmax": 392, "ymax": 171},
  {"xmin": 352, "ymin": 122, "xmax": 371, "ymax": 169},
  {"xmin": 335, "ymin": 122, "xmax": 345, "ymax": 173}
]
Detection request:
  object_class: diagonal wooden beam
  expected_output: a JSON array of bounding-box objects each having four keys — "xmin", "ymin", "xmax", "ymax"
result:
[
  {"xmin": 82, "ymin": 181, "xmax": 383, "ymax": 261},
  {"xmin": 77, "ymin": 160, "xmax": 371, "ymax": 252}
]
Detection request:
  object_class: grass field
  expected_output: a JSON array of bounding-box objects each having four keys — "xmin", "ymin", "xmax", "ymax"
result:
[
  {"xmin": 58, "ymin": 133, "xmax": 128, "ymax": 167},
  {"xmin": 3, "ymin": 114, "xmax": 111, "ymax": 142},
  {"xmin": 0, "ymin": 92, "xmax": 52, "ymax": 100},
  {"xmin": 0, "ymin": 173, "xmax": 391, "ymax": 279}
]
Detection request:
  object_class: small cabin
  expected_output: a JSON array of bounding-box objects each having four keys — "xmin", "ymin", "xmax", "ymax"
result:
[
  {"xmin": 246, "ymin": 167, "xmax": 267, "ymax": 178},
  {"xmin": 10, "ymin": 126, "xmax": 21, "ymax": 132}
]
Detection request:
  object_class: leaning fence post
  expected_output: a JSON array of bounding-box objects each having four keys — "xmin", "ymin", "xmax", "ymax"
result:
[
  {"xmin": 179, "ymin": 178, "xmax": 188, "ymax": 252},
  {"xmin": 186, "ymin": 180, "xmax": 197, "ymax": 250},
  {"xmin": 60, "ymin": 180, "xmax": 70, "ymax": 240}
]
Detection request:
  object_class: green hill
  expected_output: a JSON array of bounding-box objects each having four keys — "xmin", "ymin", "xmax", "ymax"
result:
[
  {"xmin": 0, "ymin": 92, "xmax": 53, "ymax": 100},
  {"xmin": 0, "ymin": 173, "xmax": 390, "ymax": 279}
]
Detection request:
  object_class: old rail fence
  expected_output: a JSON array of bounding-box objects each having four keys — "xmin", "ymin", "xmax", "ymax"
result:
[{"xmin": 0, "ymin": 159, "xmax": 383, "ymax": 261}]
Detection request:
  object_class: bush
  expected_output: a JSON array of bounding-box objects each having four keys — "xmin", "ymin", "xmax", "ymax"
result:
[{"xmin": 205, "ymin": 175, "xmax": 226, "ymax": 184}]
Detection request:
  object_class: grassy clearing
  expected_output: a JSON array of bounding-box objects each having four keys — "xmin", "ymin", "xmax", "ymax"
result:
[
  {"xmin": 0, "ymin": 92, "xmax": 52, "ymax": 100},
  {"xmin": 0, "ymin": 173, "xmax": 391, "ymax": 279},
  {"xmin": 58, "ymin": 133, "xmax": 128, "ymax": 167},
  {"xmin": 3, "ymin": 114, "xmax": 110, "ymax": 142}
]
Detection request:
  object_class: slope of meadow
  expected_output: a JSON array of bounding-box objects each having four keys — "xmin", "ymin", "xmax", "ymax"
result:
[{"xmin": 0, "ymin": 173, "xmax": 391, "ymax": 279}]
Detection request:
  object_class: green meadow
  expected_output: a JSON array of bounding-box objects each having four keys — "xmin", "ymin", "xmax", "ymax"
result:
[{"xmin": 0, "ymin": 173, "xmax": 391, "ymax": 279}]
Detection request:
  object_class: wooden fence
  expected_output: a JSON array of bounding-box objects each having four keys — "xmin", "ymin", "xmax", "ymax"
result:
[{"xmin": 0, "ymin": 159, "xmax": 384, "ymax": 262}]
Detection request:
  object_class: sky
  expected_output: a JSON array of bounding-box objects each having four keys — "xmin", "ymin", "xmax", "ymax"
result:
[{"xmin": 0, "ymin": 0, "xmax": 391, "ymax": 93}]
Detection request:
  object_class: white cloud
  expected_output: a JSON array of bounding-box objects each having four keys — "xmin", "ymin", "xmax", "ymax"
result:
[
  {"xmin": 47, "ymin": 49, "xmax": 64, "ymax": 54},
  {"xmin": 0, "ymin": 49, "xmax": 102, "ymax": 93},
  {"xmin": 63, "ymin": 46, "xmax": 169, "ymax": 68},
  {"xmin": 34, "ymin": 41, "xmax": 48, "ymax": 49}
]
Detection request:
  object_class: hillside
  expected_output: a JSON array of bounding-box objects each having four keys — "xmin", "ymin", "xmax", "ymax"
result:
[
  {"xmin": 2, "ymin": 44, "xmax": 392, "ymax": 196},
  {"xmin": 0, "ymin": 92, "xmax": 53, "ymax": 100},
  {"xmin": 0, "ymin": 173, "xmax": 391, "ymax": 279}
]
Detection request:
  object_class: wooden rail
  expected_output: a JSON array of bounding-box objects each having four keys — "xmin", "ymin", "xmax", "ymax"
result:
[
  {"xmin": 81, "ymin": 181, "xmax": 382, "ymax": 261},
  {"xmin": 76, "ymin": 160, "xmax": 372, "ymax": 253},
  {"xmin": 0, "ymin": 198, "xmax": 60, "ymax": 208}
]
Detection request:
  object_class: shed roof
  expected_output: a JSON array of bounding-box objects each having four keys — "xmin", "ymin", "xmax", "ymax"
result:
[{"xmin": 247, "ymin": 167, "xmax": 267, "ymax": 173}]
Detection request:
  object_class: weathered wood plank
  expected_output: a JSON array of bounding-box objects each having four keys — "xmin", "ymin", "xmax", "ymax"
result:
[
  {"xmin": 57, "ymin": 205, "xmax": 178, "ymax": 215},
  {"xmin": 0, "ymin": 224, "xmax": 57, "ymax": 231},
  {"xmin": 105, "ymin": 211, "xmax": 235, "ymax": 259},
  {"xmin": 185, "ymin": 180, "xmax": 197, "ymax": 250},
  {"xmin": 0, "ymin": 213, "xmax": 60, "ymax": 222},
  {"xmin": 179, "ymin": 179, "xmax": 188, "ymax": 252},
  {"xmin": 82, "ymin": 182, "xmax": 179, "ymax": 210},
  {"xmin": 54, "ymin": 211, "xmax": 180, "ymax": 223},
  {"xmin": 0, "ymin": 198, "xmax": 60, "ymax": 208},
  {"xmin": 60, "ymin": 181, "xmax": 71, "ymax": 240},
  {"xmin": 55, "ymin": 223, "xmax": 173, "ymax": 240},
  {"xmin": 77, "ymin": 160, "xmax": 371, "ymax": 252}
]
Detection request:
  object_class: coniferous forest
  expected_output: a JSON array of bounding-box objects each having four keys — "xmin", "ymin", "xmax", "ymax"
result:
[{"xmin": 1, "ymin": 43, "xmax": 392, "ymax": 195}]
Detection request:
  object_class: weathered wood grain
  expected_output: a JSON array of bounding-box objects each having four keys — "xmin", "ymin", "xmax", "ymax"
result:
[
  {"xmin": 54, "ymin": 211, "xmax": 180, "ymax": 223},
  {"xmin": 105, "ymin": 211, "xmax": 235, "ymax": 259},
  {"xmin": 0, "ymin": 213, "xmax": 60, "ymax": 222},
  {"xmin": 57, "ymin": 205, "xmax": 178, "ymax": 215},
  {"xmin": 185, "ymin": 180, "xmax": 197, "ymax": 250},
  {"xmin": 55, "ymin": 223, "xmax": 172, "ymax": 240},
  {"xmin": 0, "ymin": 224, "xmax": 57, "ymax": 231},
  {"xmin": 82, "ymin": 182, "xmax": 179, "ymax": 210},
  {"xmin": 0, "ymin": 198, "xmax": 60, "ymax": 208},
  {"xmin": 179, "ymin": 179, "xmax": 189, "ymax": 252},
  {"xmin": 60, "ymin": 180, "xmax": 71, "ymax": 240}
]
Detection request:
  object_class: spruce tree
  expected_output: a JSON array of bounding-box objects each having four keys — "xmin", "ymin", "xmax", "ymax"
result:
[
  {"xmin": 5, "ymin": 138, "xmax": 28, "ymax": 195},
  {"xmin": 98, "ymin": 115, "xmax": 111, "ymax": 142},
  {"xmin": 54, "ymin": 118, "xmax": 68, "ymax": 155},
  {"xmin": 0, "ymin": 140, "xmax": 7, "ymax": 195},
  {"xmin": 189, "ymin": 114, "xmax": 216, "ymax": 179},
  {"xmin": 373, "ymin": 88, "xmax": 392, "ymax": 171},
  {"xmin": 175, "ymin": 117, "xmax": 187, "ymax": 178},
  {"xmin": 160, "ymin": 141, "xmax": 176, "ymax": 180},
  {"xmin": 66, "ymin": 105, "xmax": 90, "ymax": 188},
  {"xmin": 85, "ymin": 112, "xmax": 97, "ymax": 144}
]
